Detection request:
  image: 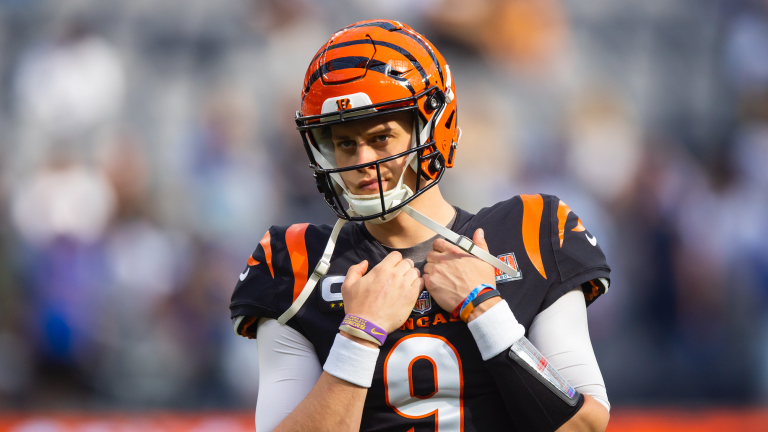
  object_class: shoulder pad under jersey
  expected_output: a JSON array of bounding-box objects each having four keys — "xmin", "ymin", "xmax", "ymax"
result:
[
  {"xmin": 230, "ymin": 223, "xmax": 333, "ymax": 338},
  {"xmin": 473, "ymin": 194, "xmax": 610, "ymax": 309}
]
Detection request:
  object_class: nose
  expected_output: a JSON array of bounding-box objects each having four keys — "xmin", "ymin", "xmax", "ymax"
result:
[{"xmin": 354, "ymin": 141, "xmax": 379, "ymax": 169}]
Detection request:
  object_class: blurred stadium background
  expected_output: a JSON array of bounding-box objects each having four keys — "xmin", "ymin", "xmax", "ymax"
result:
[{"xmin": 0, "ymin": 0, "xmax": 767, "ymax": 430}]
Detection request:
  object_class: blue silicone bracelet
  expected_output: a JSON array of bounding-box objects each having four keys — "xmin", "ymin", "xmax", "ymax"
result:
[{"xmin": 460, "ymin": 284, "xmax": 495, "ymax": 317}]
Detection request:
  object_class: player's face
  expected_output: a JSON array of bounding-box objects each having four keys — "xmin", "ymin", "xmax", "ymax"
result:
[{"xmin": 330, "ymin": 112, "xmax": 413, "ymax": 195}]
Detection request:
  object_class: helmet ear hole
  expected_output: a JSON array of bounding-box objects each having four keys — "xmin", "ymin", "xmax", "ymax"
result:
[
  {"xmin": 444, "ymin": 109, "xmax": 455, "ymax": 129},
  {"xmin": 447, "ymin": 142, "xmax": 457, "ymax": 166}
]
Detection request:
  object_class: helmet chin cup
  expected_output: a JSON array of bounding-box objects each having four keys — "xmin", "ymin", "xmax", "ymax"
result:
[{"xmin": 344, "ymin": 184, "xmax": 414, "ymax": 224}]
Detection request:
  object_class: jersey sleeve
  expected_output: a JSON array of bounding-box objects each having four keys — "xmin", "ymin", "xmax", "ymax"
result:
[
  {"xmin": 230, "ymin": 226, "xmax": 295, "ymax": 339},
  {"xmin": 543, "ymin": 195, "xmax": 611, "ymax": 309},
  {"xmin": 230, "ymin": 223, "xmax": 333, "ymax": 339}
]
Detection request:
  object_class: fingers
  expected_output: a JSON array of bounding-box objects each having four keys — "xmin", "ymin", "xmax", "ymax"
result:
[
  {"xmin": 380, "ymin": 250, "xmax": 405, "ymax": 267},
  {"xmin": 422, "ymin": 272, "xmax": 432, "ymax": 289},
  {"xmin": 432, "ymin": 238, "xmax": 464, "ymax": 255},
  {"xmin": 343, "ymin": 260, "xmax": 368, "ymax": 286},
  {"xmin": 426, "ymin": 250, "xmax": 439, "ymax": 263},
  {"xmin": 472, "ymin": 228, "xmax": 490, "ymax": 252},
  {"xmin": 411, "ymin": 276, "xmax": 425, "ymax": 291},
  {"xmin": 394, "ymin": 257, "xmax": 415, "ymax": 276},
  {"xmin": 423, "ymin": 262, "xmax": 434, "ymax": 274},
  {"xmin": 358, "ymin": 260, "xmax": 369, "ymax": 274},
  {"xmin": 403, "ymin": 267, "xmax": 420, "ymax": 286},
  {"xmin": 432, "ymin": 238, "xmax": 453, "ymax": 252}
]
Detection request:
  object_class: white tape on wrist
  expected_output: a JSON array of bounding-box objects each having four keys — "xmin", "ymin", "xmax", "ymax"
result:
[
  {"xmin": 323, "ymin": 333, "xmax": 380, "ymax": 388},
  {"xmin": 467, "ymin": 299, "xmax": 525, "ymax": 360}
]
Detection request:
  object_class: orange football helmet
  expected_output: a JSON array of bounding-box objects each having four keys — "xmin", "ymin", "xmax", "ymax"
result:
[{"xmin": 296, "ymin": 19, "xmax": 461, "ymax": 222}]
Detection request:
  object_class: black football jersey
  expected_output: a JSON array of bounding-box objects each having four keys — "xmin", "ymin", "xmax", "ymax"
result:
[{"xmin": 230, "ymin": 194, "xmax": 610, "ymax": 432}]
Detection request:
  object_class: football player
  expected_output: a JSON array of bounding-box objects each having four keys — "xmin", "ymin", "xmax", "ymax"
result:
[{"xmin": 231, "ymin": 20, "xmax": 611, "ymax": 432}]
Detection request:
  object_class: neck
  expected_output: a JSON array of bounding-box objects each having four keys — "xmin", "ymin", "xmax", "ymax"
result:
[{"xmin": 363, "ymin": 182, "xmax": 455, "ymax": 249}]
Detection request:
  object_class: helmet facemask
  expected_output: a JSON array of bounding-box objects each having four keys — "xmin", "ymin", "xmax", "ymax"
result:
[{"xmin": 296, "ymin": 87, "xmax": 448, "ymax": 223}]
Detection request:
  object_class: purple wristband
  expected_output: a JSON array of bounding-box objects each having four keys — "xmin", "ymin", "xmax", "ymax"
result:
[{"xmin": 340, "ymin": 314, "xmax": 388, "ymax": 346}]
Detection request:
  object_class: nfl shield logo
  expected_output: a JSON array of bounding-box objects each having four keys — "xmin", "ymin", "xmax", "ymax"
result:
[
  {"xmin": 413, "ymin": 290, "xmax": 432, "ymax": 314},
  {"xmin": 495, "ymin": 253, "xmax": 522, "ymax": 283}
]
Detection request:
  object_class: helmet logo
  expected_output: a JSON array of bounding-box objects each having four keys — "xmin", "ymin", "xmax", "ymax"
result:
[{"xmin": 336, "ymin": 98, "xmax": 351, "ymax": 111}]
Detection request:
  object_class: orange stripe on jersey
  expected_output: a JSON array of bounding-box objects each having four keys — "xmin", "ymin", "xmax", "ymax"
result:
[
  {"xmin": 285, "ymin": 223, "xmax": 310, "ymax": 302},
  {"xmin": 556, "ymin": 199, "xmax": 586, "ymax": 248},
  {"xmin": 259, "ymin": 231, "xmax": 274, "ymax": 278},
  {"xmin": 520, "ymin": 194, "xmax": 547, "ymax": 279},
  {"xmin": 247, "ymin": 256, "xmax": 260, "ymax": 267},
  {"xmin": 556, "ymin": 200, "xmax": 572, "ymax": 248}
]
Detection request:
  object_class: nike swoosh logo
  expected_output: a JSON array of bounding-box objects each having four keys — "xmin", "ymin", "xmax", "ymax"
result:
[
  {"xmin": 370, "ymin": 328, "xmax": 384, "ymax": 336},
  {"xmin": 239, "ymin": 268, "xmax": 250, "ymax": 281},
  {"xmin": 585, "ymin": 232, "xmax": 597, "ymax": 246}
]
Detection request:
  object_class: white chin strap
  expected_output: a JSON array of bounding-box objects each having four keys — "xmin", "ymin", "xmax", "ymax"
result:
[{"xmin": 277, "ymin": 206, "xmax": 522, "ymax": 325}]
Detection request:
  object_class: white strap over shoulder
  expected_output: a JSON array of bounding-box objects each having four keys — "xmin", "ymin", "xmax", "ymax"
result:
[
  {"xmin": 278, "ymin": 218, "xmax": 347, "ymax": 325},
  {"xmin": 402, "ymin": 206, "xmax": 521, "ymax": 280},
  {"xmin": 277, "ymin": 205, "xmax": 521, "ymax": 326}
]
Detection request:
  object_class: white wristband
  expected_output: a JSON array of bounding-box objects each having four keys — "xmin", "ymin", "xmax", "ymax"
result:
[
  {"xmin": 323, "ymin": 333, "xmax": 380, "ymax": 388},
  {"xmin": 467, "ymin": 299, "xmax": 525, "ymax": 360}
]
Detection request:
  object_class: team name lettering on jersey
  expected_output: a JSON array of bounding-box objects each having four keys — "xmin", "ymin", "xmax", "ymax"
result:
[{"xmin": 400, "ymin": 312, "xmax": 459, "ymax": 331}]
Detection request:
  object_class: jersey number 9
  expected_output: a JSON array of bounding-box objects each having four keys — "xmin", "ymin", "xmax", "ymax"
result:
[{"xmin": 384, "ymin": 335, "xmax": 464, "ymax": 431}]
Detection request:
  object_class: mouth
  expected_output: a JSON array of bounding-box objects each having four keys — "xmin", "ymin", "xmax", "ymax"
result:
[{"xmin": 357, "ymin": 178, "xmax": 387, "ymax": 193}]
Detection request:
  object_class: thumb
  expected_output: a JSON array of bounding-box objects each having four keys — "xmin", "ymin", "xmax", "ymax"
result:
[
  {"xmin": 472, "ymin": 228, "xmax": 490, "ymax": 252},
  {"xmin": 344, "ymin": 260, "xmax": 368, "ymax": 285}
]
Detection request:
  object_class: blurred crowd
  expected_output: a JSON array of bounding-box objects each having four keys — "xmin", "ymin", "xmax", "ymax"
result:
[{"xmin": 0, "ymin": 0, "xmax": 767, "ymax": 411}]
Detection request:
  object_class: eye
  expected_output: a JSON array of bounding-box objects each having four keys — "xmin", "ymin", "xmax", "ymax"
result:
[
  {"xmin": 373, "ymin": 134, "xmax": 389, "ymax": 143},
  {"xmin": 336, "ymin": 140, "xmax": 356, "ymax": 149}
]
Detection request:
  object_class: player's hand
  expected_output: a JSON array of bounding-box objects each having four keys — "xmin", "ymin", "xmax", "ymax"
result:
[
  {"xmin": 341, "ymin": 251, "xmax": 423, "ymax": 334},
  {"xmin": 423, "ymin": 228, "xmax": 496, "ymax": 313}
]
